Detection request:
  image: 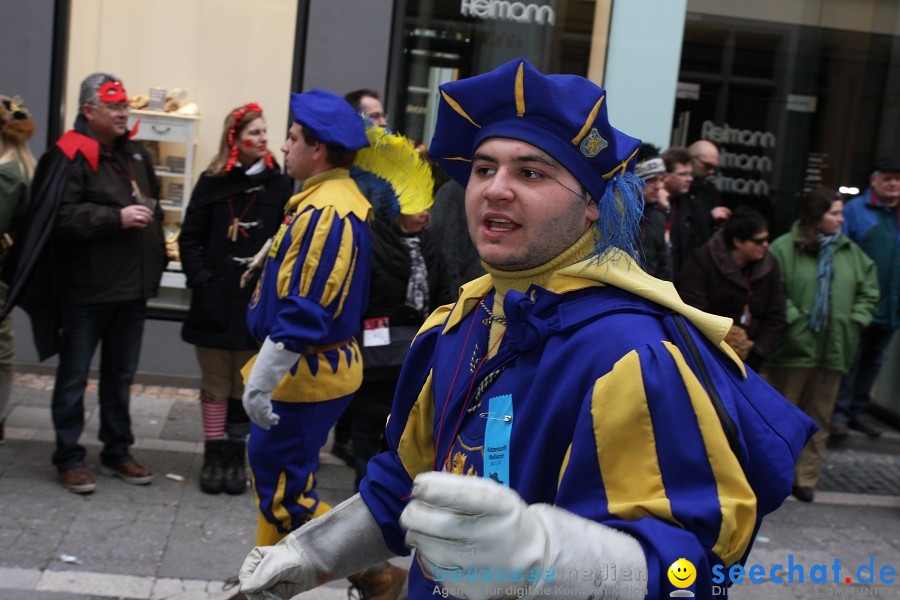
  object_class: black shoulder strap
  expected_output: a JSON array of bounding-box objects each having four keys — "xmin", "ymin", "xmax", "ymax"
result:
[{"xmin": 671, "ymin": 312, "xmax": 742, "ymax": 458}]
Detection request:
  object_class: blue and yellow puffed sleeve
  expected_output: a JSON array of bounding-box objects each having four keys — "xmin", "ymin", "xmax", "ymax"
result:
[
  {"xmin": 556, "ymin": 340, "xmax": 757, "ymax": 600},
  {"xmin": 245, "ymin": 197, "xmax": 372, "ymax": 403},
  {"xmin": 271, "ymin": 205, "xmax": 365, "ymax": 342}
]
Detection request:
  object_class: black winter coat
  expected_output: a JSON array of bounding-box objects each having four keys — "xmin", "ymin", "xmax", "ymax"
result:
[
  {"xmin": 678, "ymin": 230, "xmax": 786, "ymax": 367},
  {"xmin": 366, "ymin": 215, "xmax": 453, "ymax": 325},
  {"xmin": 179, "ymin": 163, "xmax": 291, "ymax": 349},
  {"xmin": 52, "ymin": 131, "xmax": 167, "ymax": 306},
  {"xmin": 363, "ymin": 215, "xmax": 453, "ymax": 381},
  {"xmin": 638, "ymin": 203, "xmax": 671, "ymax": 280},
  {"xmin": 0, "ymin": 116, "xmax": 167, "ymax": 358}
]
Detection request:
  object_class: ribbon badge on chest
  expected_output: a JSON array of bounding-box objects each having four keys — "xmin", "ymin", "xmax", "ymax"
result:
[{"xmin": 482, "ymin": 393, "xmax": 513, "ymax": 487}]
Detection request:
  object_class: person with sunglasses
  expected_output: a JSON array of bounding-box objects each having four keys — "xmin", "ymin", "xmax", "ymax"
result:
[{"xmin": 678, "ymin": 206, "xmax": 786, "ymax": 371}]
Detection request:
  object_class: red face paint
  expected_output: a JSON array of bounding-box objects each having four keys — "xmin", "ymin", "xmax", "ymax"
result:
[{"xmin": 243, "ymin": 139, "xmax": 255, "ymax": 148}]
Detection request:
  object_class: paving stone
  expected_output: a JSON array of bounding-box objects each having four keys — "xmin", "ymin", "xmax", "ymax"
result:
[
  {"xmin": 0, "ymin": 566, "xmax": 42, "ymax": 589},
  {"xmin": 37, "ymin": 570, "xmax": 153, "ymax": 598},
  {"xmin": 158, "ymin": 400, "xmax": 202, "ymax": 442},
  {"xmin": 819, "ymin": 449, "xmax": 900, "ymax": 496},
  {"xmin": 130, "ymin": 396, "xmax": 176, "ymax": 418},
  {"xmin": 6, "ymin": 405, "xmax": 52, "ymax": 430}
]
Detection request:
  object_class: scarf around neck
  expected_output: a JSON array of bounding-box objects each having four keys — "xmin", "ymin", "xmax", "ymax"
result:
[{"xmin": 809, "ymin": 231, "xmax": 840, "ymax": 333}]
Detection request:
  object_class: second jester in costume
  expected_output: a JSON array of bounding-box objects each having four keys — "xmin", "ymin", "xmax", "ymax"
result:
[{"xmin": 241, "ymin": 90, "xmax": 371, "ymax": 545}]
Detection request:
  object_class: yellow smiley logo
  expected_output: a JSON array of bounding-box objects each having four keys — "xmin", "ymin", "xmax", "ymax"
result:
[{"xmin": 667, "ymin": 558, "xmax": 697, "ymax": 588}]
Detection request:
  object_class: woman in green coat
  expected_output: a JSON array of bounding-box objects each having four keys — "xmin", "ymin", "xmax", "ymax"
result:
[{"xmin": 766, "ymin": 187, "xmax": 879, "ymax": 503}]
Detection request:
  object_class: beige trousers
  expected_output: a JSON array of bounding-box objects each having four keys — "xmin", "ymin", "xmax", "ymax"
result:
[
  {"xmin": 765, "ymin": 366, "xmax": 842, "ymax": 488},
  {"xmin": 194, "ymin": 346, "xmax": 256, "ymax": 402}
]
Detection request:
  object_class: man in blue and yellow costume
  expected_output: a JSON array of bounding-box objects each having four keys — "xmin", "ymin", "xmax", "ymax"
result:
[
  {"xmin": 240, "ymin": 60, "xmax": 815, "ymax": 600},
  {"xmin": 241, "ymin": 89, "xmax": 372, "ymax": 547}
]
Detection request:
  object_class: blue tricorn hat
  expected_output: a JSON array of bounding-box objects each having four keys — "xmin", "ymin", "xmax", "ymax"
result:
[
  {"xmin": 290, "ymin": 89, "xmax": 369, "ymax": 151},
  {"xmin": 429, "ymin": 58, "xmax": 645, "ymax": 258}
]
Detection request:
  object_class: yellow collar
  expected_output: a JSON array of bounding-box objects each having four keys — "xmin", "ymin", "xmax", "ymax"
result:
[
  {"xmin": 423, "ymin": 248, "xmax": 741, "ymax": 372},
  {"xmin": 286, "ymin": 168, "xmax": 371, "ymax": 221}
]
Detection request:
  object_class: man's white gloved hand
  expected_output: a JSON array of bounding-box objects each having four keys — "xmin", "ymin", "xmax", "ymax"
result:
[
  {"xmin": 401, "ymin": 472, "xmax": 548, "ymax": 600},
  {"xmin": 240, "ymin": 237, "xmax": 273, "ymax": 288},
  {"xmin": 240, "ymin": 534, "xmax": 312, "ymax": 600},
  {"xmin": 240, "ymin": 494, "xmax": 397, "ymax": 599},
  {"xmin": 243, "ymin": 337, "xmax": 300, "ymax": 429},
  {"xmin": 400, "ymin": 472, "xmax": 647, "ymax": 600}
]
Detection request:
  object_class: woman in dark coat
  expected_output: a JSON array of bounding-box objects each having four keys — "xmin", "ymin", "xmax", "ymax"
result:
[
  {"xmin": 678, "ymin": 206, "xmax": 786, "ymax": 371},
  {"xmin": 351, "ymin": 207, "xmax": 452, "ymax": 489},
  {"xmin": 179, "ymin": 103, "xmax": 291, "ymax": 494}
]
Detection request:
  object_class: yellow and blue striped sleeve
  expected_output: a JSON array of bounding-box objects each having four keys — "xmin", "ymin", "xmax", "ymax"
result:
[
  {"xmin": 557, "ymin": 340, "xmax": 757, "ymax": 599},
  {"xmin": 268, "ymin": 204, "xmax": 367, "ymax": 350}
]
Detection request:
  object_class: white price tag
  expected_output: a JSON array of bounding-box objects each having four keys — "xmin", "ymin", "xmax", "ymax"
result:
[{"xmin": 362, "ymin": 317, "xmax": 391, "ymax": 347}]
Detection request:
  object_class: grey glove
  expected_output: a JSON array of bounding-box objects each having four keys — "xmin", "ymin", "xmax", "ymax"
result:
[
  {"xmin": 401, "ymin": 472, "xmax": 647, "ymax": 600},
  {"xmin": 242, "ymin": 337, "xmax": 300, "ymax": 429},
  {"xmin": 240, "ymin": 493, "xmax": 397, "ymax": 599}
]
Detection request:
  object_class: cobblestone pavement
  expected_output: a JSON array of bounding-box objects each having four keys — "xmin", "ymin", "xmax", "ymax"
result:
[
  {"xmin": 2, "ymin": 372, "xmax": 899, "ymax": 599},
  {"xmin": 820, "ymin": 448, "xmax": 900, "ymax": 496}
]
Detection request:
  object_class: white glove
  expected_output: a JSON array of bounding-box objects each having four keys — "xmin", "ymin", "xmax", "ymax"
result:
[
  {"xmin": 400, "ymin": 472, "xmax": 646, "ymax": 600},
  {"xmin": 243, "ymin": 337, "xmax": 300, "ymax": 429},
  {"xmin": 240, "ymin": 237, "xmax": 274, "ymax": 288},
  {"xmin": 240, "ymin": 493, "xmax": 397, "ymax": 599}
]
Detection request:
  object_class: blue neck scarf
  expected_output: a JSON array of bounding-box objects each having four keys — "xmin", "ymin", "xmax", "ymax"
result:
[{"xmin": 809, "ymin": 232, "xmax": 840, "ymax": 333}]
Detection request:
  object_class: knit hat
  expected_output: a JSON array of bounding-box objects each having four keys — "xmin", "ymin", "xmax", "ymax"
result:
[{"xmin": 635, "ymin": 157, "xmax": 666, "ymax": 181}]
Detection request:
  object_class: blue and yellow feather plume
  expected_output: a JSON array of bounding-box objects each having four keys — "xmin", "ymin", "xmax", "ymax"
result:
[{"xmin": 351, "ymin": 122, "xmax": 434, "ymax": 219}]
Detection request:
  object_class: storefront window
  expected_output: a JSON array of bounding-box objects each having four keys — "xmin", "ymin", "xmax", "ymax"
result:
[
  {"xmin": 674, "ymin": 4, "xmax": 900, "ymax": 233},
  {"xmin": 396, "ymin": 0, "xmax": 597, "ymax": 147}
]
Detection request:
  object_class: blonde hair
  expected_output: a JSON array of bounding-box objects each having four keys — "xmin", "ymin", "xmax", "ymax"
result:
[
  {"xmin": 205, "ymin": 105, "xmax": 265, "ymax": 176},
  {"xmin": 0, "ymin": 94, "xmax": 37, "ymax": 179}
]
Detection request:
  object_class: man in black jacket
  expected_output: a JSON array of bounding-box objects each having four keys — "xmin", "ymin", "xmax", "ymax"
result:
[{"xmin": 3, "ymin": 73, "xmax": 167, "ymax": 493}]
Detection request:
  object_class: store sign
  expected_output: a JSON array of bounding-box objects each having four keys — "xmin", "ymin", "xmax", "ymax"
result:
[
  {"xmin": 460, "ymin": 0, "xmax": 556, "ymax": 26},
  {"xmin": 701, "ymin": 120, "xmax": 776, "ymax": 197}
]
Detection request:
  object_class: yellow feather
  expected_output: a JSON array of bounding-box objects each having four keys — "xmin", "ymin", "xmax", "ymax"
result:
[{"xmin": 353, "ymin": 123, "xmax": 434, "ymax": 215}]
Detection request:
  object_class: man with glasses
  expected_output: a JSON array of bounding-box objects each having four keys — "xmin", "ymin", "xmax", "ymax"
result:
[
  {"xmin": 345, "ymin": 89, "xmax": 388, "ymax": 129},
  {"xmin": 0, "ymin": 73, "xmax": 166, "ymax": 494},
  {"xmin": 689, "ymin": 139, "xmax": 731, "ymax": 223},
  {"xmin": 664, "ymin": 146, "xmax": 711, "ymax": 283}
]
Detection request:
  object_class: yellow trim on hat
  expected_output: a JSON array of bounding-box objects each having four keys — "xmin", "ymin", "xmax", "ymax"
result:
[
  {"xmin": 441, "ymin": 90, "xmax": 481, "ymax": 128},
  {"xmin": 602, "ymin": 147, "xmax": 639, "ymax": 179},
  {"xmin": 442, "ymin": 156, "xmax": 472, "ymax": 163},
  {"xmin": 570, "ymin": 95, "xmax": 605, "ymax": 145},
  {"xmin": 515, "ymin": 62, "xmax": 526, "ymax": 117}
]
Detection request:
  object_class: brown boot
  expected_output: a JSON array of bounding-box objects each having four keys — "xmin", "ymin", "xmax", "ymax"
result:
[
  {"xmin": 61, "ymin": 466, "xmax": 97, "ymax": 494},
  {"xmin": 347, "ymin": 562, "xmax": 407, "ymax": 600},
  {"xmin": 100, "ymin": 458, "xmax": 154, "ymax": 485}
]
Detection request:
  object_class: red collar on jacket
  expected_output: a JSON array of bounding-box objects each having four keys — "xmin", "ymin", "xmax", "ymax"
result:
[{"xmin": 56, "ymin": 131, "xmax": 100, "ymax": 172}]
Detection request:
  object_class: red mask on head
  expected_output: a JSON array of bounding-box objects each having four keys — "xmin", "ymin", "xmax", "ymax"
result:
[{"xmin": 99, "ymin": 80, "xmax": 128, "ymax": 103}]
